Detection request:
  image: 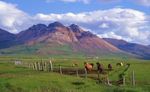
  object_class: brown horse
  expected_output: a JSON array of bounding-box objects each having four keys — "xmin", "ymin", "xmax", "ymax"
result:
[
  {"xmin": 108, "ymin": 64, "xmax": 113, "ymax": 71},
  {"xmin": 96, "ymin": 62, "xmax": 104, "ymax": 73},
  {"xmin": 84, "ymin": 62, "xmax": 94, "ymax": 71}
]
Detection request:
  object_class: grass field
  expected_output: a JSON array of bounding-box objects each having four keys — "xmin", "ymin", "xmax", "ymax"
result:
[{"xmin": 0, "ymin": 56, "xmax": 150, "ymax": 92}]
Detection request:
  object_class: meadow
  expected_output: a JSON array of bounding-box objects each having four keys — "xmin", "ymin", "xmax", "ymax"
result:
[{"xmin": 0, "ymin": 55, "xmax": 150, "ymax": 92}]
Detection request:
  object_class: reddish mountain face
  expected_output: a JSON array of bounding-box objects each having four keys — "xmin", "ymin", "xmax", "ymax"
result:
[
  {"xmin": 69, "ymin": 25, "xmax": 119, "ymax": 53},
  {"xmin": 17, "ymin": 24, "xmax": 48, "ymax": 43},
  {"xmin": 24, "ymin": 22, "xmax": 120, "ymax": 53},
  {"xmin": 23, "ymin": 23, "xmax": 78, "ymax": 45},
  {"xmin": 104, "ymin": 38, "xmax": 150, "ymax": 59},
  {"xmin": 0, "ymin": 22, "xmax": 123, "ymax": 56}
]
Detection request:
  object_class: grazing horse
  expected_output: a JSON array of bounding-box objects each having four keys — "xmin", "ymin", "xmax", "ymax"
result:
[
  {"xmin": 116, "ymin": 62, "xmax": 123, "ymax": 66},
  {"xmin": 84, "ymin": 62, "xmax": 94, "ymax": 71},
  {"xmin": 72, "ymin": 62, "xmax": 78, "ymax": 67},
  {"xmin": 108, "ymin": 64, "xmax": 113, "ymax": 71},
  {"xmin": 96, "ymin": 62, "xmax": 104, "ymax": 73}
]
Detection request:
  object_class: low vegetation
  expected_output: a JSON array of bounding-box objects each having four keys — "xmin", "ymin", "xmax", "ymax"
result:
[{"xmin": 0, "ymin": 56, "xmax": 150, "ymax": 92}]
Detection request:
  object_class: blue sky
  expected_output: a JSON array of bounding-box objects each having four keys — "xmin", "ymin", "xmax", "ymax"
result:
[
  {"xmin": 3, "ymin": 0, "xmax": 150, "ymax": 15},
  {"xmin": 0, "ymin": 0, "xmax": 150, "ymax": 45}
]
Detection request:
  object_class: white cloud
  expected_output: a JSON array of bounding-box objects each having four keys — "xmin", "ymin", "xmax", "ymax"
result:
[
  {"xmin": 99, "ymin": 23, "xmax": 109, "ymax": 28},
  {"xmin": 32, "ymin": 8, "xmax": 150, "ymax": 45},
  {"xmin": 0, "ymin": 1, "xmax": 150, "ymax": 45},
  {"xmin": 0, "ymin": 1, "xmax": 33, "ymax": 33},
  {"xmin": 98, "ymin": 32, "xmax": 123, "ymax": 40}
]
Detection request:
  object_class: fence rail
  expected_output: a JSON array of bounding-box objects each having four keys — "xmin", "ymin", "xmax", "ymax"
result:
[{"xmin": 14, "ymin": 60, "xmax": 135, "ymax": 86}]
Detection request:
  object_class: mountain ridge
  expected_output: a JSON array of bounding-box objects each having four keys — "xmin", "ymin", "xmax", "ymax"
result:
[
  {"xmin": 103, "ymin": 38, "xmax": 150, "ymax": 59},
  {"xmin": 0, "ymin": 22, "xmax": 149, "ymax": 59},
  {"xmin": 22, "ymin": 22, "xmax": 121, "ymax": 55},
  {"xmin": 0, "ymin": 22, "xmax": 122, "ymax": 57}
]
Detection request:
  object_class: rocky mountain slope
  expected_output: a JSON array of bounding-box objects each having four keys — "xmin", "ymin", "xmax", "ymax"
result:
[{"xmin": 0, "ymin": 22, "xmax": 122, "ymax": 56}]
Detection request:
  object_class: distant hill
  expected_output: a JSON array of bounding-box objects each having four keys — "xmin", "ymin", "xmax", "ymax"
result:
[
  {"xmin": 0, "ymin": 28, "xmax": 17, "ymax": 49},
  {"xmin": 104, "ymin": 38, "xmax": 150, "ymax": 59}
]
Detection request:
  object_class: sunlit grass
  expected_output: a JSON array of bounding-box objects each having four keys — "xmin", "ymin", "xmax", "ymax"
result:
[{"xmin": 0, "ymin": 56, "xmax": 150, "ymax": 92}]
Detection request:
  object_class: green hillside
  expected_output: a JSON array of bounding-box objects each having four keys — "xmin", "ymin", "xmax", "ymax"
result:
[
  {"xmin": 0, "ymin": 43, "xmax": 83, "ymax": 57},
  {"xmin": 0, "ymin": 43, "xmax": 134, "ymax": 59}
]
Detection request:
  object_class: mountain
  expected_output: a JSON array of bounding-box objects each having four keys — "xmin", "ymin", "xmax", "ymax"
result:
[
  {"xmin": 0, "ymin": 22, "xmax": 123, "ymax": 57},
  {"xmin": 0, "ymin": 28, "xmax": 17, "ymax": 49},
  {"xmin": 104, "ymin": 38, "xmax": 150, "ymax": 59},
  {"xmin": 20, "ymin": 22, "xmax": 121, "ymax": 56},
  {"xmin": 17, "ymin": 24, "xmax": 48, "ymax": 43},
  {"xmin": 69, "ymin": 24, "xmax": 121, "ymax": 55}
]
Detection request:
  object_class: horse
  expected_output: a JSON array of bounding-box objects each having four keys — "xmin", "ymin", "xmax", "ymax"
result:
[
  {"xmin": 108, "ymin": 64, "xmax": 113, "ymax": 71},
  {"xmin": 96, "ymin": 62, "xmax": 104, "ymax": 73},
  {"xmin": 116, "ymin": 62, "xmax": 123, "ymax": 66},
  {"xmin": 84, "ymin": 62, "xmax": 94, "ymax": 71},
  {"xmin": 72, "ymin": 62, "xmax": 78, "ymax": 67}
]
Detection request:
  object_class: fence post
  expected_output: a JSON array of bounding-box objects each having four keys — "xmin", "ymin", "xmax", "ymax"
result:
[
  {"xmin": 49, "ymin": 60, "xmax": 53, "ymax": 71},
  {"xmin": 43, "ymin": 62, "xmax": 46, "ymax": 71},
  {"xmin": 76, "ymin": 67, "xmax": 79, "ymax": 77},
  {"xmin": 34, "ymin": 62, "xmax": 37, "ymax": 71},
  {"xmin": 97, "ymin": 71, "xmax": 100, "ymax": 83},
  {"xmin": 48, "ymin": 62, "xmax": 50, "ymax": 72},
  {"xmin": 106, "ymin": 75, "xmax": 111, "ymax": 85},
  {"xmin": 36, "ymin": 62, "xmax": 39, "ymax": 71},
  {"xmin": 84, "ymin": 68, "xmax": 87, "ymax": 79},
  {"xmin": 41, "ymin": 62, "xmax": 44, "ymax": 71},
  {"xmin": 38, "ymin": 62, "xmax": 42, "ymax": 71},
  {"xmin": 59, "ymin": 65, "xmax": 62, "ymax": 74},
  {"xmin": 132, "ymin": 70, "xmax": 135, "ymax": 86},
  {"xmin": 123, "ymin": 76, "xmax": 126, "ymax": 86},
  {"xmin": 32, "ymin": 63, "xmax": 35, "ymax": 70}
]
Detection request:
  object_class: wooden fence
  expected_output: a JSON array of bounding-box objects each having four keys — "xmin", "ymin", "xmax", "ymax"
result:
[{"xmin": 14, "ymin": 60, "xmax": 135, "ymax": 86}]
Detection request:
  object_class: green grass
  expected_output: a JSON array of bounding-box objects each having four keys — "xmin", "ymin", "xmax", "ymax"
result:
[
  {"xmin": 0, "ymin": 56, "xmax": 150, "ymax": 92},
  {"xmin": 0, "ymin": 43, "xmax": 45, "ymax": 55},
  {"xmin": 0, "ymin": 43, "xmax": 88, "ymax": 59}
]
